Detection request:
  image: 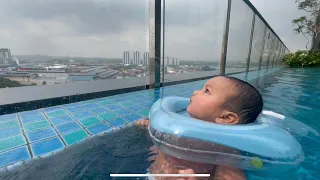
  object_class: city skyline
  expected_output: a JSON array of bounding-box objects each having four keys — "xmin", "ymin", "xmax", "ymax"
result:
[{"xmin": 0, "ymin": 0, "xmax": 303, "ymax": 61}]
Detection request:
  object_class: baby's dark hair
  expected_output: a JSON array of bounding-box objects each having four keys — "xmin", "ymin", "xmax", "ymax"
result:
[{"xmin": 220, "ymin": 76, "xmax": 263, "ymax": 124}]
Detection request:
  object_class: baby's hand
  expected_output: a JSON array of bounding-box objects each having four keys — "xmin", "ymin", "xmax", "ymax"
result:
[
  {"xmin": 176, "ymin": 169, "xmax": 197, "ymax": 180},
  {"xmin": 134, "ymin": 118, "xmax": 149, "ymax": 127}
]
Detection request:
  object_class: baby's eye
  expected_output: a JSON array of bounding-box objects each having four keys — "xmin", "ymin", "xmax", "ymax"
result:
[{"xmin": 205, "ymin": 89, "xmax": 210, "ymax": 94}]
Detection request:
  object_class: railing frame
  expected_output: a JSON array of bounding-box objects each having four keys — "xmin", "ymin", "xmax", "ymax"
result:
[
  {"xmin": 220, "ymin": 0, "xmax": 232, "ymax": 75},
  {"xmin": 149, "ymin": 0, "xmax": 162, "ymax": 88}
]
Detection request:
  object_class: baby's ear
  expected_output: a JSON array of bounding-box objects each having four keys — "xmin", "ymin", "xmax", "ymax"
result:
[{"xmin": 215, "ymin": 111, "xmax": 239, "ymax": 124}]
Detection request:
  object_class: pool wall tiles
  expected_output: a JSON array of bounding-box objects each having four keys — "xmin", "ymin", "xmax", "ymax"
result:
[{"xmin": 0, "ymin": 89, "xmax": 168, "ymax": 168}]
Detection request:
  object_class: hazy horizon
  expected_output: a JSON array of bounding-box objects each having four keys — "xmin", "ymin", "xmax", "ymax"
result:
[{"xmin": 0, "ymin": 0, "xmax": 307, "ymax": 61}]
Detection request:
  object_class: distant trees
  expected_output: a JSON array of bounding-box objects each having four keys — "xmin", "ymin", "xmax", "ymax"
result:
[
  {"xmin": 201, "ymin": 65, "xmax": 213, "ymax": 71},
  {"xmin": 0, "ymin": 77, "xmax": 37, "ymax": 88}
]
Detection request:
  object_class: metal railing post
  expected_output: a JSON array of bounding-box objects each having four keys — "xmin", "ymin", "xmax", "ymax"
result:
[
  {"xmin": 149, "ymin": 0, "xmax": 161, "ymax": 88},
  {"xmin": 246, "ymin": 13, "xmax": 256, "ymax": 72},
  {"xmin": 220, "ymin": 0, "xmax": 232, "ymax": 75},
  {"xmin": 161, "ymin": 0, "xmax": 165, "ymax": 87}
]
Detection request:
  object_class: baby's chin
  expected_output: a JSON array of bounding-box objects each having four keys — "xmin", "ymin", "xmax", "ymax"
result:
[{"xmin": 186, "ymin": 106, "xmax": 196, "ymax": 118}]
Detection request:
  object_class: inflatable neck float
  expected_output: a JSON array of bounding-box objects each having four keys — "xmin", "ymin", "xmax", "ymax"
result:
[{"xmin": 148, "ymin": 96, "xmax": 305, "ymax": 173}]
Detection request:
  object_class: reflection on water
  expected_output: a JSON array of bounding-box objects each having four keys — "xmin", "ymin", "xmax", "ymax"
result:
[{"xmin": 0, "ymin": 125, "xmax": 153, "ymax": 180}]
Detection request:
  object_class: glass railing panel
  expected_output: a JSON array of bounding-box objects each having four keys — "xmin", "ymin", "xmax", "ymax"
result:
[
  {"xmin": 0, "ymin": 0, "xmax": 149, "ymax": 106},
  {"xmin": 225, "ymin": 0, "xmax": 254, "ymax": 74},
  {"xmin": 249, "ymin": 16, "xmax": 266, "ymax": 71},
  {"xmin": 271, "ymin": 39, "xmax": 279, "ymax": 67},
  {"xmin": 162, "ymin": 0, "xmax": 227, "ymax": 84},
  {"xmin": 273, "ymin": 39, "xmax": 282, "ymax": 67},
  {"xmin": 266, "ymin": 32, "xmax": 276, "ymax": 68},
  {"xmin": 260, "ymin": 28, "xmax": 271, "ymax": 69}
]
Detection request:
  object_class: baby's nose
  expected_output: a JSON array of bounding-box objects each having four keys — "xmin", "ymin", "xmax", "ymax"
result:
[{"xmin": 193, "ymin": 90, "xmax": 199, "ymax": 95}]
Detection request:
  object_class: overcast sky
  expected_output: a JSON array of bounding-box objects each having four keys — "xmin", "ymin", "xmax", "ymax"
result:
[{"xmin": 0, "ymin": 0, "xmax": 310, "ymax": 60}]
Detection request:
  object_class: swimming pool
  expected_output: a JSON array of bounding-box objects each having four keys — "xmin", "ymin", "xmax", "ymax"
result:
[{"xmin": 0, "ymin": 68, "xmax": 319, "ymax": 179}]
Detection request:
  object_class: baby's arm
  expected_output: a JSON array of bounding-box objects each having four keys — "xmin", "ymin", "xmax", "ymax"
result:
[
  {"xmin": 213, "ymin": 166, "xmax": 246, "ymax": 180},
  {"xmin": 134, "ymin": 118, "xmax": 149, "ymax": 127}
]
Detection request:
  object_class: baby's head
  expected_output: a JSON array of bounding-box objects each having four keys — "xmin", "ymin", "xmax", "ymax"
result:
[{"xmin": 187, "ymin": 76, "xmax": 263, "ymax": 124}]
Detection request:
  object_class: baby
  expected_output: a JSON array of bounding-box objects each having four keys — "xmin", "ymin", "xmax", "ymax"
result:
[{"xmin": 135, "ymin": 76, "xmax": 263, "ymax": 180}]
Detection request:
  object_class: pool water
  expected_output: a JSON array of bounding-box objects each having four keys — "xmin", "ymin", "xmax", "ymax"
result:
[
  {"xmin": 0, "ymin": 125, "xmax": 154, "ymax": 180},
  {"xmin": 0, "ymin": 68, "xmax": 319, "ymax": 180},
  {"xmin": 247, "ymin": 68, "xmax": 320, "ymax": 180}
]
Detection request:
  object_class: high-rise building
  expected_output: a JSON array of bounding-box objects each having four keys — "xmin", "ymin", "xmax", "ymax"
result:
[
  {"xmin": 173, "ymin": 58, "xmax": 180, "ymax": 66},
  {"xmin": 122, "ymin": 51, "xmax": 130, "ymax": 64},
  {"xmin": 133, "ymin": 51, "xmax": 140, "ymax": 65},
  {"xmin": 143, "ymin": 52, "xmax": 149, "ymax": 66},
  {"xmin": 123, "ymin": 51, "xmax": 150, "ymax": 65},
  {"xmin": 162, "ymin": 57, "xmax": 180, "ymax": 66},
  {"xmin": 0, "ymin": 48, "xmax": 12, "ymax": 65}
]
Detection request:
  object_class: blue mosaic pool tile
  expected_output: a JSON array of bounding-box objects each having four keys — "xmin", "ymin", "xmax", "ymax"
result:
[
  {"xmin": 140, "ymin": 103, "xmax": 153, "ymax": 109},
  {"xmin": 0, "ymin": 146, "xmax": 30, "ymax": 168},
  {"xmin": 0, "ymin": 127, "xmax": 21, "ymax": 140},
  {"xmin": 23, "ymin": 120, "xmax": 50, "ymax": 132},
  {"xmin": 104, "ymin": 104, "xmax": 122, "ymax": 110},
  {"xmin": 80, "ymin": 99, "xmax": 99, "ymax": 105},
  {"xmin": 87, "ymin": 123, "xmax": 111, "ymax": 134},
  {"xmin": 19, "ymin": 114, "xmax": 46, "ymax": 124},
  {"xmin": 0, "ymin": 119, "xmax": 20, "ymax": 130},
  {"xmin": 65, "ymin": 106, "xmax": 87, "ymax": 113},
  {"xmin": 99, "ymin": 100, "xmax": 113, "ymax": 106},
  {"xmin": 19, "ymin": 112, "xmax": 43, "ymax": 122},
  {"xmin": 62, "ymin": 103, "xmax": 80, "ymax": 108},
  {"xmin": 26, "ymin": 128, "xmax": 57, "ymax": 143},
  {"xmin": 123, "ymin": 114, "xmax": 142, "ymax": 122},
  {"xmin": 93, "ymin": 98, "xmax": 107, "ymax": 103},
  {"xmin": 118, "ymin": 100, "xmax": 135, "ymax": 107},
  {"xmin": 49, "ymin": 115, "xmax": 74, "ymax": 126},
  {"xmin": 31, "ymin": 137, "xmax": 64, "ymax": 157},
  {"xmin": 55, "ymin": 122, "xmax": 82, "ymax": 135},
  {"xmin": 112, "ymin": 108, "xmax": 132, "ymax": 116},
  {"xmin": 0, "ymin": 114, "xmax": 17, "ymax": 122},
  {"xmin": 126, "ymin": 105, "xmax": 145, "ymax": 112},
  {"xmin": 130, "ymin": 98, "xmax": 143, "ymax": 103},
  {"xmin": 116, "ymin": 96, "xmax": 130, "ymax": 101},
  {"xmin": 0, "ymin": 135, "xmax": 26, "ymax": 152},
  {"xmin": 99, "ymin": 112, "xmax": 117, "ymax": 121},
  {"xmin": 90, "ymin": 107, "xmax": 109, "ymax": 115},
  {"xmin": 42, "ymin": 106, "xmax": 63, "ymax": 113},
  {"xmin": 46, "ymin": 110, "xmax": 68, "ymax": 118},
  {"xmin": 83, "ymin": 103, "xmax": 101, "ymax": 110},
  {"xmin": 137, "ymin": 109, "xmax": 149, "ymax": 118},
  {"xmin": 62, "ymin": 130, "xmax": 88, "ymax": 145},
  {"xmin": 71, "ymin": 111, "xmax": 93, "ymax": 120},
  {"xmin": 135, "ymin": 95, "xmax": 145, "ymax": 99},
  {"xmin": 140, "ymin": 99, "xmax": 154, "ymax": 104},
  {"xmin": 79, "ymin": 117, "xmax": 101, "ymax": 127},
  {"xmin": 105, "ymin": 118, "xmax": 127, "ymax": 127}
]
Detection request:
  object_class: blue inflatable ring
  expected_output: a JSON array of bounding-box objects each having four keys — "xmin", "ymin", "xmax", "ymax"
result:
[{"xmin": 148, "ymin": 96, "xmax": 304, "ymax": 173}]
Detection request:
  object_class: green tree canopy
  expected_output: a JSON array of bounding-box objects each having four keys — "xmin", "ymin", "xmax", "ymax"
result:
[{"xmin": 293, "ymin": 0, "xmax": 320, "ymax": 50}]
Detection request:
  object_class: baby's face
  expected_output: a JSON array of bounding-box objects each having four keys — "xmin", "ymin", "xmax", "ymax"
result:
[{"xmin": 187, "ymin": 77, "xmax": 235, "ymax": 122}]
